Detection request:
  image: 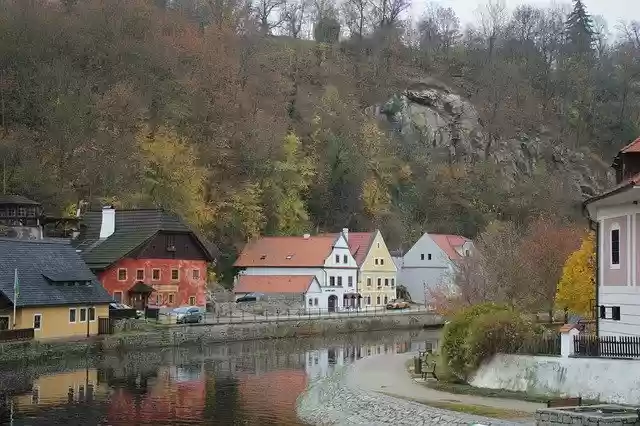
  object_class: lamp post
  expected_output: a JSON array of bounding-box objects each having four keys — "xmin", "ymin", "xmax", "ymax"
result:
[{"xmin": 86, "ymin": 305, "xmax": 92, "ymax": 338}]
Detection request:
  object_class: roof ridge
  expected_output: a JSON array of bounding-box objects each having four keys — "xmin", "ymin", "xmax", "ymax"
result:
[{"xmin": 0, "ymin": 237, "xmax": 68, "ymax": 245}]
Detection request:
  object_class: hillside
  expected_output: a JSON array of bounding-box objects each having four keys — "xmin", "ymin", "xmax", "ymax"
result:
[{"xmin": 0, "ymin": 0, "xmax": 636, "ymax": 282}]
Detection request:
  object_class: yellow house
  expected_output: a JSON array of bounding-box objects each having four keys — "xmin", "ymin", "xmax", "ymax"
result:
[
  {"xmin": 0, "ymin": 238, "xmax": 112, "ymax": 340},
  {"xmin": 346, "ymin": 230, "xmax": 397, "ymax": 308}
]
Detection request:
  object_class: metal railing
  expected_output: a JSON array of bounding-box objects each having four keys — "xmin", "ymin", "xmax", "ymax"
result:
[{"xmin": 574, "ymin": 335, "xmax": 640, "ymax": 358}]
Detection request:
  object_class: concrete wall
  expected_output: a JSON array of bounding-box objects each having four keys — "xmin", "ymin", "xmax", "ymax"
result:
[{"xmin": 470, "ymin": 354, "xmax": 640, "ymax": 405}]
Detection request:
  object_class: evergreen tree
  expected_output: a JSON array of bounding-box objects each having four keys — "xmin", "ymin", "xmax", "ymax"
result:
[{"xmin": 565, "ymin": 0, "xmax": 595, "ymax": 56}]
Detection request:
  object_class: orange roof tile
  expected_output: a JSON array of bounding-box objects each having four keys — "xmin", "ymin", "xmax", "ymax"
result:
[
  {"xmin": 347, "ymin": 232, "xmax": 376, "ymax": 266},
  {"xmin": 234, "ymin": 235, "xmax": 337, "ymax": 267},
  {"xmin": 620, "ymin": 136, "xmax": 640, "ymax": 153},
  {"xmin": 234, "ymin": 275, "xmax": 316, "ymax": 293},
  {"xmin": 430, "ymin": 234, "xmax": 471, "ymax": 260}
]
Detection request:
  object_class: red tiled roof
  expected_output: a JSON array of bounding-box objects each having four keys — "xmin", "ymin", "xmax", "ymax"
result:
[
  {"xmin": 585, "ymin": 171, "xmax": 640, "ymax": 205},
  {"xmin": 620, "ymin": 136, "xmax": 640, "ymax": 153},
  {"xmin": 234, "ymin": 235, "xmax": 337, "ymax": 267},
  {"xmin": 234, "ymin": 275, "xmax": 316, "ymax": 293},
  {"xmin": 347, "ymin": 232, "xmax": 376, "ymax": 266},
  {"xmin": 430, "ymin": 234, "xmax": 471, "ymax": 260}
]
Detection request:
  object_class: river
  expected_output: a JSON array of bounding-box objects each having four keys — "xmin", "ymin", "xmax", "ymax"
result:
[{"xmin": 0, "ymin": 329, "xmax": 441, "ymax": 425}]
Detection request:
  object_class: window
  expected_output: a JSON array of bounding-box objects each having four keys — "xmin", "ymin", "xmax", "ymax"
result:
[
  {"xmin": 337, "ymin": 276, "xmax": 343, "ymax": 287},
  {"xmin": 428, "ymin": 254, "xmax": 432, "ymax": 260},
  {"xmin": 612, "ymin": 306, "xmax": 621, "ymax": 321},
  {"xmin": 156, "ymin": 294, "xmax": 162, "ymax": 305},
  {"xmin": 367, "ymin": 278, "xmax": 372, "ymax": 286},
  {"xmin": 136, "ymin": 269, "xmax": 144, "ymax": 281},
  {"xmin": 420, "ymin": 253, "xmax": 424, "ymax": 260},
  {"xmin": 117, "ymin": 269, "xmax": 127, "ymax": 281},
  {"xmin": 168, "ymin": 294, "xmax": 175, "ymax": 304},
  {"xmin": 89, "ymin": 308, "xmax": 95, "ymax": 322},
  {"xmin": 308, "ymin": 299, "xmax": 313, "ymax": 306},
  {"xmin": 152, "ymin": 269, "xmax": 161, "ymax": 280},
  {"xmin": 69, "ymin": 308, "xmax": 77, "ymax": 323},
  {"xmin": 189, "ymin": 296, "xmax": 196, "ymax": 306},
  {"xmin": 193, "ymin": 269, "xmax": 201, "ymax": 280},
  {"xmin": 171, "ymin": 269, "xmax": 179, "ymax": 280},
  {"xmin": 80, "ymin": 308, "xmax": 87, "ymax": 322},
  {"xmin": 380, "ymin": 258, "xmax": 384, "ymax": 265},
  {"xmin": 165, "ymin": 234, "xmax": 176, "ymax": 250},
  {"xmin": 384, "ymin": 278, "xmax": 389, "ymax": 286},
  {"xmin": 367, "ymin": 296, "xmax": 371, "ymax": 305},
  {"xmin": 600, "ymin": 305, "xmax": 606, "ymax": 319},
  {"xmin": 348, "ymin": 276, "xmax": 353, "ymax": 287},
  {"xmin": 113, "ymin": 291, "xmax": 123, "ymax": 303},
  {"xmin": 33, "ymin": 314, "xmax": 42, "ymax": 330},
  {"xmin": 375, "ymin": 258, "xmax": 379, "ymax": 265},
  {"xmin": 391, "ymin": 278, "xmax": 395, "ymax": 287},
  {"xmin": 343, "ymin": 254, "xmax": 348, "ymax": 263},
  {"xmin": 377, "ymin": 242, "xmax": 380, "ymax": 248},
  {"xmin": 465, "ymin": 249, "xmax": 470, "ymax": 257},
  {"xmin": 611, "ymin": 225, "xmax": 621, "ymax": 267},
  {"xmin": 376, "ymin": 296, "xmax": 381, "ymax": 304},
  {"xmin": 335, "ymin": 254, "xmax": 340, "ymax": 263},
  {"xmin": 384, "ymin": 296, "xmax": 388, "ymax": 304},
  {"xmin": 330, "ymin": 276, "xmax": 335, "ymax": 286},
  {"xmin": 377, "ymin": 278, "xmax": 382, "ymax": 287},
  {"xmin": 18, "ymin": 206, "xmax": 26, "ymax": 216},
  {"xmin": 314, "ymin": 298, "xmax": 318, "ymax": 306}
]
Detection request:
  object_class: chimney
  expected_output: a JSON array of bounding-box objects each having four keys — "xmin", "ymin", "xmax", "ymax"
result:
[
  {"xmin": 99, "ymin": 205, "xmax": 116, "ymax": 239},
  {"xmin": 342, "ymin": 228, "xmax": 349, "ymax": 241},
  {"xmin": 303, "ymin": 233, "xmax": 311, "ymax": 239}
]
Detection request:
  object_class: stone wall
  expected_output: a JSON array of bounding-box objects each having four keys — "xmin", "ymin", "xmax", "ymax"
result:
[
  {"xmin": 471, "ymin": 354, "xmax": 640, "ymax": 405},
  {"xmin": 534, "ymin": 406, "xmax": 640, "ymax": 425},
  {"xmin": 0, "ymin": 312, "xmax": 442, "ymax": 363},
  {"xmin": 236, "ymin": 293, "xmax": 306, "ymax": 315}
]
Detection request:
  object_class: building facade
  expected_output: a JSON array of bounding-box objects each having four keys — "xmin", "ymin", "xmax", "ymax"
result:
[
  {"xmin": 0, "ymin": 238, "xmax": 112, "ymax": 339},
  {"xmin": 347, "ymin": 231, "xmax": 397, "ymax": 308},
  {"xmin": 394, "ymin": 233, "xmax": 473, "ymax": 305},
  {"xmin": 75, "ymin": 207, "xmax": 217, "ymax": 310},
  {"xmin": 585, "ymin": 136, "xmax": 640, "ymax": 336},
  {"xmin": 233, "ymin": 231, "xmax": 358, "ymax": 312}
]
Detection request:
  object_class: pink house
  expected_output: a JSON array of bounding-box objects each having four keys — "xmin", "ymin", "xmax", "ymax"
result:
[{"xmin": 585, "ymin": 136, "xmax": 640, "ymax": 337}]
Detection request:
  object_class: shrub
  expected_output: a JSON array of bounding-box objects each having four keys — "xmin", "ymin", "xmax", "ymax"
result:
[{"xmin": 441, "ymin": 303, "xmax": 539, "ymax": 382}]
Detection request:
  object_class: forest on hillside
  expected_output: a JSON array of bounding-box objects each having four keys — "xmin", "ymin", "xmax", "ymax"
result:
[{"xmin": 0, "ymin": 0, "xmax": 638, "ymax": 282}]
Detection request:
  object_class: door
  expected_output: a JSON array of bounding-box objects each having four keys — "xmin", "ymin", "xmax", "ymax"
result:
[{"xmin": 328, "ymin": 295, "xmax": 337, "ymax": 312}]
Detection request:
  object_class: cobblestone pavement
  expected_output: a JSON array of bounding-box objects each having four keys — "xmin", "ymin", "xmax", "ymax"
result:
[{"xmin": 296, "ymin": 353, "xmax": 537, "ymax": 426}]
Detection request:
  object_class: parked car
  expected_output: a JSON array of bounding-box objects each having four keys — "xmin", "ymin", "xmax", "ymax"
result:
[
  {"xmin": 386, "ymin": 299, "xmax": 410, "ymax": 310},
  {"xmin": 172, "ymin": 306, "xmax": 204, "ymax": 324},
  {"xmin": 235, "ymin": 292, "xmax": 265, "ymax": 303}
]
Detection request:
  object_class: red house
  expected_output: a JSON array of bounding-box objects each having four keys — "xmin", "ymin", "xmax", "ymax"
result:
[{"xmin": 75, "ymin": 207, "xmax": 217, "ymax": 309}]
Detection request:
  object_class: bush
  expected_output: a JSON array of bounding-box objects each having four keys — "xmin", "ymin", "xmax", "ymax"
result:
[{"xmin": 441, "ymin": 303, "xmax": 540, "ymax": 382}]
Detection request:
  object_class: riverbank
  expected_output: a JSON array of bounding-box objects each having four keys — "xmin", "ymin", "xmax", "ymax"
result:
[
  {"xmin": 296, "ymin": 352, "xmax": 538, "ymax": 425},
  {"xmin": 0, "ymin": 312, "xmax": 442, "ymax": 363}
]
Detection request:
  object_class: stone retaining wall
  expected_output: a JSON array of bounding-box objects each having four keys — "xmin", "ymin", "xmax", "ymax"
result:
[
  {"xmin": 0, "ymin": 312, "xmax": 442, "ymax": 363},
  {"xmin": 534, "ymin": 406, "xmax": 640, "ymax": 425}
]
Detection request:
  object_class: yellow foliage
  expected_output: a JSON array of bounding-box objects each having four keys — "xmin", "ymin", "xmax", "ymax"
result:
[
  {"xmin": 362, "ymin": 176, "xmax": 390, "ymax": 217},
  {"xmin": 555, "ymin": 232, "xmax": 595, "ymax": 316}
]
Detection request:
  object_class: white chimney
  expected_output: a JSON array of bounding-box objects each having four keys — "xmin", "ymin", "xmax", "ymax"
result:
[
  {"xmin": 342, "ymin": 228, "xmax": 349, "ymax": 241},
  {"xmin": 303, "ymin": 233, "xmax": 311, "ymax": 239},
  {"xmin": 99, "ymin": 206, "xmax": 116, "ymax": 239}
]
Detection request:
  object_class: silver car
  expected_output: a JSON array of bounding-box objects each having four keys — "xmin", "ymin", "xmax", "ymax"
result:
[{"xmin": 172, "ymin": 306, "xmax": 203, "ymax": 324}]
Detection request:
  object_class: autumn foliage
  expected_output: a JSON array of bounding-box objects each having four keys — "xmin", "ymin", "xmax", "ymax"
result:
[{"xmin": 556, "ymin": 232, "xmax": 596, "ymax": 317}]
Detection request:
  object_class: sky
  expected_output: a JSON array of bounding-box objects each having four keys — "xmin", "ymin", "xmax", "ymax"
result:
[{"xmin": 411, "ymin": 0, "xmax": 639, "ymax": 38}]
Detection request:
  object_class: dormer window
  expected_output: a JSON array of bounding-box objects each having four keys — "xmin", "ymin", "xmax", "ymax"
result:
[
  {"xmin": 260, "ymin": 255, "xmax": 267, "ymax": 260},
  {"xmin": 286, "ymin": 254, "xmax": 293, "ymax": 260}
]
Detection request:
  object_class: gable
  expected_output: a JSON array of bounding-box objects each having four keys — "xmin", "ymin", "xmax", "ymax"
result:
[
  {"xmin": 361, "ymin": 231, "xmax": 397, "ymax": 272},
  {"xmin": 130, "ymin": 232, "xmax": 210, "ymax": 261},
  {"xmin": 403, "ymin": 233, "xmax": 450, "ymax": 267}
]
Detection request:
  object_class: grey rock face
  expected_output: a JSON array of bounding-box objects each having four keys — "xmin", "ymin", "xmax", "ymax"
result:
[{"xmin": 375, "ymin": 80, "xmax": 612, "ymax": 198}]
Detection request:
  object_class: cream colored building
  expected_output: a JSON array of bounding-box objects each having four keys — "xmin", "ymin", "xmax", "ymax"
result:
[{"xmin": 345, "ymin": 230, "xmax": 397, "ymax": 309}]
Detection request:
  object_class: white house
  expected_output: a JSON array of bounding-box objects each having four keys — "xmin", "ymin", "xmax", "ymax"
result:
[
  {"xmin": 394, "ymin": 233, "xmax": 473, "ymax": 305},
  {"xmin": 585, "ymin": 136, "xmax": 640, "ymax": 337},
  {"xmin": 233, "ymin": 230, "xmax": 359, "ymax": 312}
]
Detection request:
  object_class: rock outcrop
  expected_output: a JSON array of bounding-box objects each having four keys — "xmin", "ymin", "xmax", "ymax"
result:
[{"xmin": 374, "ymin": 79, "xmax": 612, "ymax": 198}]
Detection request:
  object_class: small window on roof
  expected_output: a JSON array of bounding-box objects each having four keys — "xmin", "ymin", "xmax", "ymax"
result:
[
  {"xmin": 286, "ymin": 254, "xmax": 293, "ymax": 259},
  {"xmin": 260, "ymin": 254, "xmax": 267, "ymax": 260}
]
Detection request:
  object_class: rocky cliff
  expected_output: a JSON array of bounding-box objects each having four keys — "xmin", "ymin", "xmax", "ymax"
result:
[{"xmin": 374, "ymin": 79, "xmax": 612, "ymax": 198}]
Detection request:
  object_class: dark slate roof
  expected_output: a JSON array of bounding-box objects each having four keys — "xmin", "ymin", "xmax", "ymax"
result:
[
  {"xmin": 0, "ymin": 195, "xmax": 41, "ymax": 205},
  {"xmin": 0, "ymin": 238, "xmax": 113, "ymax": 307},
  {"xmin": 75, "ymin": 209, "xmax": 217, "ymax": 269}
]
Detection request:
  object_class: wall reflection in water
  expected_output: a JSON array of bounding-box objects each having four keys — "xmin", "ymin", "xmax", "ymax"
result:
[{"xmin": 0, "ymin": 329, "xmax": 440, "ymax": 425}]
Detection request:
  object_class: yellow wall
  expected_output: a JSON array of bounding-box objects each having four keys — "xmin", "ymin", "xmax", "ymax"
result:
[
  {"xmin": 12, "ymin": 304, "xmax": 110, "ymax": 340},
  {"xmin": 14, "ymin": 368, "xmax": 108, "ymax": 408},
  {"xmin": 359, "ymin": 231, "xmax": 397, "ymax": 306}
]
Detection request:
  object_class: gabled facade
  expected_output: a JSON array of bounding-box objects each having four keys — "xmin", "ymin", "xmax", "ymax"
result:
[
  {"xmin": 585, "ymin": 136, "xmax": 640, "ymax": 337},
  {"xmin": 74, "ymin": 207, "xmax": 217, "ymax": 310},
  {"xmin": 394, "ymin": 233, "xmax": 472, "ymax": 305},
  {"xmin": 233, "ymin": 230, "xmax": 358, "ymax": 312},
  {"xmin": 0, "ymin": 238, "xmax": 112, "ymax": 339},
  {"xmin": 347, "ymin": 230, "xmax": 397, "ymax": 308}
]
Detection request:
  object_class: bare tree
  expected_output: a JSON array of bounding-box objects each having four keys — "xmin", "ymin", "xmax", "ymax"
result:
[
  {"xmin": 282, "ymin": 0, "xmax": 310, "ymax": 38},
  {"xmin": 370, "ymin": 0, "xmax": 411, "ymax": 30},
  {"xmin": 341, "ymin": 0, "xmax": 369, "ymax": 39},
  {"xmin": 418, "ymin": 3, "xmax": 460, "ymax": 53},
  {"xmin": 475, "ymin": 0, "xmax": 508, "ymax": 61},
  {"xmin": 253, "ymin": 0, "xmax": 286, "ymax": 34}
]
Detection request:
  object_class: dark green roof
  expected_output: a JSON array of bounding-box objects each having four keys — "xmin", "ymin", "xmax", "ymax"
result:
[
  {"xmin": 75, "ymin": 209, "xmax": 217, "ymax": 269},
  {"xmin": 0, "ymin": 238, "xmax": 112, "ymax": 307},
  {"xmin": 0, "ymin": 195, "xmax": 40, "ymax": 205}
]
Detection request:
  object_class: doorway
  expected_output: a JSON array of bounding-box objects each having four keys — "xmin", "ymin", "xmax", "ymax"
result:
[{"xmin": 328, "ymin": 295, "xmax": 337, "ymax": 312}]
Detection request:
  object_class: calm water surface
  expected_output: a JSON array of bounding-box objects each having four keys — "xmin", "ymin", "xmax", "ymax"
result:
[{"xmin": 0, "ymin": 329, "xmax": 441, "ymax": 425}]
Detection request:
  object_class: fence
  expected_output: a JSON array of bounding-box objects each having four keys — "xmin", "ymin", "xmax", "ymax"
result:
[
  {"xmin": 109, "ymin": 308, "xmax": 138, "ymax": 320},
  {"xmin": 502, "ymin": 334, "xmax": 561, "ymax": 356},
  {"xmin": 0, "ymin": 328, "xmax": 34, "ymax": 343},
  {"xmin": 574, "ymin": 335, "xmax": 640, "ymax": 358},
  {"xmin": 98, "ymin": 317, "xmax": 113, "ymax": 335}
]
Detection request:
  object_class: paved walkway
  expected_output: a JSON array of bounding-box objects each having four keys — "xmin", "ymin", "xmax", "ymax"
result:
[{"xmin": 346, "ymin": 352, "xmax": 544, "ymax": 415}]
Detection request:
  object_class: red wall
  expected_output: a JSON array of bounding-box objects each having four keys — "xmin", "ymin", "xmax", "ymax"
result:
[{"xmin": 98, "ymin": 258, "xmax": 208, "ymax": 308}]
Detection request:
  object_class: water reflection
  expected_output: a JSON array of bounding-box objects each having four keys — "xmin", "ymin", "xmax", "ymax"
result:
[{"xmin": 0, "ymin": 329, "xmax": 440, "ymax": 425}]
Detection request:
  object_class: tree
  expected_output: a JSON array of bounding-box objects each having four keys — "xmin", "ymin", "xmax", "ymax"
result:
[
  {"xmin": 313, "ymin": 15, "xmax": 341, "ymax": 42},
  {"xmin": 253, "ymin": 0, "xmax": 286, "ymax": 34},
  {"xmin": 556, "ymin": 232, "xmax": 595, "ymax": 317},
  {"xmin": 565, "ymin": 0, "xmax": 595, "ymax": 57},
  {"xmin": 341, "ymin": 0, "xmax": 370, "ymax": 40}
]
